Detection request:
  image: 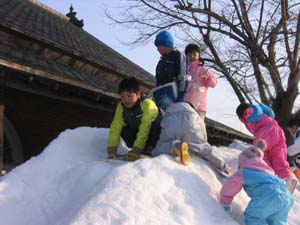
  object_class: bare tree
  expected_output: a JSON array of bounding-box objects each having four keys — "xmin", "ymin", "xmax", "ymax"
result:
[{"xmin": 106, "ymin": 0, "xmax": 300, "ymax": 125}]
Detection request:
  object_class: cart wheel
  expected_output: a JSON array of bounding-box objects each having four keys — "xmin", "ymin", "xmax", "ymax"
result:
[{"xmin": 3, "ymin": 117, "xmax": 23, "ymax": 170}]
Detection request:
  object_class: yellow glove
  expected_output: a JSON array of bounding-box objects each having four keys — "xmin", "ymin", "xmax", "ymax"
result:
[{"xmin": 107, "ymin": 147, "xmax": 117, "ymax": 159}]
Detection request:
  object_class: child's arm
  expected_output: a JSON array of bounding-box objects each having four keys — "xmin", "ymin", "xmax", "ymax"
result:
[
  {"xmin": 107, "ymin": 103, "xmax": 125, "ymax": 149},
  {"xmin": 200, "ymin": 68, "xmax": 218, "ymax": 88},
  {"xmin": 176, "ymin": 52, "xmax": 189, "ymax": 101},
  {"xmin": 133, "ymin": 99, "xmax": 159, "ymax": 150},
  {"xmin": 220, "ymin": 170, "xmax": 244, "ymax": 205}
]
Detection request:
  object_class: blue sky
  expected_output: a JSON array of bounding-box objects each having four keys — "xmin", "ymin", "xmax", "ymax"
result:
[{"xmin": 38, "ymin": 0, "xmax": 248, "ymax": 134}]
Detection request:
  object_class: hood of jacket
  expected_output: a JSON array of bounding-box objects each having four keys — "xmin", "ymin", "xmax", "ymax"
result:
[
  {"xmin": 164, "ymin": 102, "xmax": 196, "ymax": 116},
  {"xmin": 238, "ymin": 153, "xmax": 275, "ymax": 175}
]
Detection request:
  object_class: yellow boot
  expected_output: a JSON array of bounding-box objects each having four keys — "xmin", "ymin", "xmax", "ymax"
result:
[{"xmin": 174, "ymin": 142, "xmax": 190, "ymax": 166}]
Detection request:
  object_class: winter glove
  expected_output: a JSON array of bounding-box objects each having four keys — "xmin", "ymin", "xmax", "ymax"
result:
[
  {"xmin": 107, "ymin": 147, "xmax": 117, "ymax": 159},
  {"xmin": 222, "ymin": 204, "xmax": 232, "ymax": 215},
  {"xmin": 122, "ymin": 147, "xmax": 141, "ymax": 161}
]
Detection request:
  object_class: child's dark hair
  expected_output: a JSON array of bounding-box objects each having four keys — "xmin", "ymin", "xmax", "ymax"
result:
[
  {"xmin": 287, "ymin": 118, "xmax": 300, "ymax": 127},
  {"xmin": 185, "ymin": 43, "xmax": 204, "ymax": 65},
  {"xmin": 118, "ymin": 77, "xmax": 140, "ymax": 94},
  {"xmin": 236, "ymin": 103, "xmax": 251, "ymax": 118}
]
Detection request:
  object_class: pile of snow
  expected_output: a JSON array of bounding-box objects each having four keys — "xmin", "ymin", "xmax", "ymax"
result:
[{"xmin": 0, "ymin": 127, "xmax": 299, "ymax": 225}]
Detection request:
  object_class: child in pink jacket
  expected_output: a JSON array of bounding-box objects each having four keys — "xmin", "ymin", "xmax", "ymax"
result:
[
  {"xmin": 184, "ymin": 43, "xmax": 217, "ymax": 121},
  {"xmin": 184, "ymin": 44, "xmax": 217, "ymax": 141},
  {"xmin": 220, "ymin": 141, "xmax": 293, "ymax": 225},
  {"xmin": 236, "ymin": 103, "xmax": 298, "ymax": 193}
]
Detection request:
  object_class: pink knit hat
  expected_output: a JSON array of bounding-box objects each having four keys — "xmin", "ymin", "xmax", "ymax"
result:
[
  {"xmin": 241, "ymin": 145, "xmax": 264, "ymax": 159},
  {"xmin": 238, "ymin": 139, "xmax": 266, "ymax": 167},
  {"xmin": 241, "ymin": 139, "xmax": 266, "ymax": 158}
]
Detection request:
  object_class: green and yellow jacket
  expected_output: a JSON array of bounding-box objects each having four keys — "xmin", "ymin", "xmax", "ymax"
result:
[{"xmin": 107, "ymin": 97, "xmax": 159, "ymax": 150}]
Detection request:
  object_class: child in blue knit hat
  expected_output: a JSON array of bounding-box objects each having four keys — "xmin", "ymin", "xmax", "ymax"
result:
[{"xmin": 153, "ymin": 30, "xmax": 190, "ymax": 111}]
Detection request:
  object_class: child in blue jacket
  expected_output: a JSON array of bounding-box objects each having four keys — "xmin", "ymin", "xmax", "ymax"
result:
[
  {"xmin": 220, "ymin": 140, "xmax": 294, "ymax": 225},
  {"xmin": 154, "ymin": 30, "xmax": 189, "ymax": 109}
]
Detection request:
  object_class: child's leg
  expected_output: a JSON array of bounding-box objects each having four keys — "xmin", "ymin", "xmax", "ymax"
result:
[
  {"xmin": 121, "ymin": 126, "xmax": 137, "ymax": 148},
  {"xmin": 197, "ymin": 111, "xmax": 207, "ymax": 141},
  {"xmin": 244, "ymin": 214, "xmax": 268, "ymax": 225},
  {"xmin": 188, "ymin": 143, "xmax": 225, "ymax": 170},
  {"xmin": 284, "ymin": 176, "xmax": 298, "ymax": 194},
  {"xmin": 152, "ymin": 132, "xmax": 190, "ymax": 165},
  {"xmin": 202, "ymin": 146, "xmax": 226, "ymax": 170},
  {"xmin": 172, "ymin": 141, "xmax": 190, "ymax": 165},
  {"xmin": 198, "ymin": 111, "xmax": 206, "ymax": 120},
  {"xmin": 143, "ymin": 118, "xmax": 161, "ymax": 156},
  {"xmin": 244, "ymin": 204, "xmax": 269, "ymax": 225},
  {"xmin": 266, "ymin": 197, "xmax": 293, "ymax": 225},
  {"xmin": 268, "ymin": 147, "xmax": 299, "ymax": 193},
  {"xmin": 151, "ymin": 128, "xmax": 176, "ymax": 157},
  {"xmin": 265, "ymin": 147, "xmax": 294, "ymax": 179}
]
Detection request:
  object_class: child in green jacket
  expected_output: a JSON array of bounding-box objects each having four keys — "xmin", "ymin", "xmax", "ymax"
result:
[{"xmin": 107, "ymin": 77, "xmax": 161, "ymax": 161}]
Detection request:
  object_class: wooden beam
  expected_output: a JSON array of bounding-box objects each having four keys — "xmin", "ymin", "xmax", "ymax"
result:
[
  {"xmin": 0, "ymin": 58, "xmax": 120, "ymax": 99},
  {"xmin": 0, "ymin": 105, "xmax": 4, "ymax": 175},
  {"xmin": 0, "ymin": 68, "xmax": 5, "ymax": 175},
  {"xmin": 5, "ymin": 79, "xmax": 114, "ymax": 112}
]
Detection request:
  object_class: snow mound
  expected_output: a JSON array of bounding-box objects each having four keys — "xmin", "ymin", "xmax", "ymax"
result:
[{"xmin": 0, "ymin": 127, "xmax": 299, "ymax": 225}]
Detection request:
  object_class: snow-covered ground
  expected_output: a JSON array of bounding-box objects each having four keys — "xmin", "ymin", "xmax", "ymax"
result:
[{"xmin": 0, "ymin": 127, "xmax": 299, "ymax": 225}]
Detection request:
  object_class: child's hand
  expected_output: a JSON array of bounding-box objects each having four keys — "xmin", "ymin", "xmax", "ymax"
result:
[
  {"xmin": 107, "ymin": 147, "xmax": 117, "ymax": 159},
  {"xmin": 121, "ymin": 147, "xmax": 141, "ymax": 161},
  {"xmin": 201, "ymin": 72, "xmax": 209, "ymax": 80},
  {"xmin": 222, "ymin": 204, "xmax": 232, "ymax": 215}
]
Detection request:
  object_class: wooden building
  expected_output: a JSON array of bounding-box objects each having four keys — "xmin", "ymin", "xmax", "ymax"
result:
[
  {"xmin": 0, "ymin": 0, "xmax": 252, "ymax": 173},
  {"xmin": 0, "ymin": 0, "xmax": 156, "ymax": 171}
]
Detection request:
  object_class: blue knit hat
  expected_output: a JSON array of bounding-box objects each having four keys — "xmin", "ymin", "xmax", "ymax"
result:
[{"xmin": 154, "ymin": 31, "xmax": 174, "ymax": 48}]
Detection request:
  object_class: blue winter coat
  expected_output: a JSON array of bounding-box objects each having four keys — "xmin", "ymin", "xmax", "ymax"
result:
[
  {"xmin": 243, "ymin": 169, "xmax": 293, "ymax": 225},
  {"xmin": 220, "ymin": 153, "xmax": 294, "ymax": 225}
]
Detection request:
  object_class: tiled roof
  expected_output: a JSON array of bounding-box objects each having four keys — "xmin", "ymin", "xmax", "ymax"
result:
[{"xmin": 0, "ymin": 0, "xmax": 155, "ymax": 93}]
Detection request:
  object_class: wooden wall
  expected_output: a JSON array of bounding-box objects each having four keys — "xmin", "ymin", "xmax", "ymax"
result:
[{"xmin": 6, "ymin": 86, "xmax": 113, "ymax": 160}]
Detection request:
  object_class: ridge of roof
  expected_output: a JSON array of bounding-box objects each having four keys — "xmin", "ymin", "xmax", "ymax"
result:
[
  {"xmin": 30, "ymin": 0, "xmax": 70, "ymax": 21},
  {"xmin": 0, "ymin": 0, "xmax": 155, "ymax": 86}
]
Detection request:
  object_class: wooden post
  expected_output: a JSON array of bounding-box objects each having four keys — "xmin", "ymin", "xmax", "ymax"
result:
[
  {"xmin": 0, "ymin": 68, "xmax": 5, "ymax": 175},
  {"xmin": 0, "ymin": 105, "xmax": 4, "ymax": 175}
]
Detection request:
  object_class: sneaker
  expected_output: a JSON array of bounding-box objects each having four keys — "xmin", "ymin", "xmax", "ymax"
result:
[
  {"xmin": 293, "ymin": 169, "xmax": 300, "ymax": 180},
  {"xmin": 222, "ymin": 166, "xmax": 233, "ymax": 177}
]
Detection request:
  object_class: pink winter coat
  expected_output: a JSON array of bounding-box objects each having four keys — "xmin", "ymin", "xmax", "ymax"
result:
[
  {"xmin": 184, "ymin": 61, "xmax": 217, "ymax": 112},
  {"xmin": 244, "ymin": 115, "xmax": 293, "ymax": 179}
]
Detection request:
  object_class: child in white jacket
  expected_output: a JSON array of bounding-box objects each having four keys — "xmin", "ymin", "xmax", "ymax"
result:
[{"xmin": 152, "ymin": 101, "xmax": 231, "ymax": 176}]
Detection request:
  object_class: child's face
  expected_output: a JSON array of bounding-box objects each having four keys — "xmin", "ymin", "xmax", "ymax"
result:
[
  {"xmin": 238, "ymin": 116, "xmax": 245, "ymax": 123},
  {"xmin": 288, "ymin": 126, "xmax": 297, "ymax": 136},
  {"xmin": 187, "ymin": 51, "xmax": 200, "ymax": 62},
  {"xmin": 120, "ymin": 91, "xmax": 140, "ymax": 109},
  {"xmin": 157, "ymin": 45, "xmax": 172, "ymax": 56}
]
